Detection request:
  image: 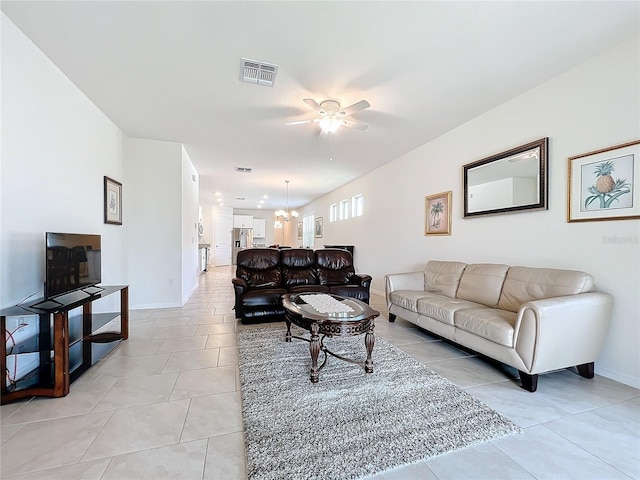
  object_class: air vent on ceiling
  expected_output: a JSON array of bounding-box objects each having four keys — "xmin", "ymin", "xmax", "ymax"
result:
[
  {"xmin": 236, "ymin": 197, "xmax": 246, "ymax": 201},
  {"xmin": 236, "ymin": 167, "xmax": 253, "ymax": 173},
  {"xmin": 240, "ymin": 58, "xmax": 278, "ymax": 87}
]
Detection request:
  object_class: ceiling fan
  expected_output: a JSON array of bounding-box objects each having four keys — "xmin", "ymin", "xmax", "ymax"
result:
[{"xmin": 286, "ymin": 98, "xmax": 370, "ymax": 133}]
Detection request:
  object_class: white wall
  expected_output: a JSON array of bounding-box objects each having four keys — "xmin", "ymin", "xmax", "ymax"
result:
[
  {"xmin": 298, "ymin": 38, "xmax": 640, "ymax": 387},
  {"xmin": 1, "ymin": 14, "xmax": 125, "ymax": 309},
  {"xmin": 2, "ymin": 15, "xmax": 200, "ymax": 312},
  {"xmin": 123, "ymin": 138, "xmax": 183, "ymax": 308},
  {"xmin": 200, "ymin": 204, "xmax": 214, "ymax": 245},
  {"xmin": 181, "ymin": 146, "xmax": 199, "ymax": 303}
]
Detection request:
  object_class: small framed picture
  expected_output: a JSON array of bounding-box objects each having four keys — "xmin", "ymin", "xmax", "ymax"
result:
[
  {"xmin": 568, "ymin": 140, "xmax": 640, "ymax": 222},
  {"xmin": 104, "ymin": 176, "xmax": 123, "ymax": 225},
  {"xmin": 297, "ymin": 222, "xmax": 303, "ymax": 240},
  {"xmin": 314, "ymin": 217, "xmax": 323, "ymax": 238},
  {"xmin": 425, "ymin": 191, "xmax": 452, "ymax": 236}
]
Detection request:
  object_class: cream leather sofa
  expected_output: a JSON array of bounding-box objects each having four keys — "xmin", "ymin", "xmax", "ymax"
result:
[{"xmin": 384, "ymin": 261, "xmax": 613, "ymax": 391}]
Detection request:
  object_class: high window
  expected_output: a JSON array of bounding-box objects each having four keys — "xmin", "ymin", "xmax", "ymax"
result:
[
  {"xmin": 339, "ymin": 199, "xmax": 349, "ymax": 220},
  {"xmin": 329, "ymin": 203, "xmax": 337, "ymax": 222},
  {"xmin": 352, "ymin": 194, "xmax": 363, "ymax": 217}
]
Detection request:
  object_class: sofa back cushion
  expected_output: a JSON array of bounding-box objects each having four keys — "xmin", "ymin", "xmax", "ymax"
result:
[
  {"xmin": 423, "ymin": 261, "xmax": 467, "ymax": 298},
  {"xmin": 281, "ymin": 249, "xmax": 318, "ymax": 287},
  {"xmin": 456, "ymin": 263, "xmax": 509, "ymax": 307},
  {"xmin": 497, "ymin": 266, "xmax": 595, "ymax": 312},
  {"xmin": 316, "ymin": 249, "xmax": 355, "ymax": 285},
  {"xmin": 235, "ymin": 248, "xmax": 282, "ymax": 289}
]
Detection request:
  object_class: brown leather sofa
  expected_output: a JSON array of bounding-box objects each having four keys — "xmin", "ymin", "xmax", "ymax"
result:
[{"xmin": 232, "ymin": 248, "xmax": 372, "ymax": 323}]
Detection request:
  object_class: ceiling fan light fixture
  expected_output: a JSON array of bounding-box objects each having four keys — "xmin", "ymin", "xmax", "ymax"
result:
[
  {"xmin": 320, "ymin": 117, "xmax": 342, "ymax": 133},
  {"xmin": 288, "ymin": 98, "xmax": 370, "ymax": 133}
]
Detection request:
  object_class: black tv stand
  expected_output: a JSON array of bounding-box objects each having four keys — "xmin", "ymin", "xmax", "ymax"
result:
[
  {"xmin": 81, "ymin": 285, "xmax": 105, "ymax": 296},
  {"xmin": 30, "ymin": 298, "xmax": 64, "ymax": 310},
  {"xmin": 1, "ymin": 285, "xmax": 129, "ymax": 405}
]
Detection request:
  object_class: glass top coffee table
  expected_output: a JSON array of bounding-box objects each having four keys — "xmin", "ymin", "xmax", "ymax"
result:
[{"xmin": 282, "ymin": 293, "xmax": 380, "ymax": 383}]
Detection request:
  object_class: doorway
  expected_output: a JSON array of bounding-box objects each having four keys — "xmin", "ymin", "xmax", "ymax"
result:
[{"xmin": 213, "ymin": 211, "xmax": 232, "ymax": 266}]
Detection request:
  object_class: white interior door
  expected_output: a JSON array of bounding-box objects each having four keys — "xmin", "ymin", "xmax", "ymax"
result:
[{"xmin": 213, "ymin": 211, "xmax": 232, "ymax": 266}]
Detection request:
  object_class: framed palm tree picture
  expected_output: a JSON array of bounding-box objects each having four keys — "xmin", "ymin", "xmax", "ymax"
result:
[
  {"xmin": 568, "ymin": 140, "xmax": 640, "ymax": 222},
  {"xmin": 425, "ymin": 191, "xmax": 452, "ymax": 236}
]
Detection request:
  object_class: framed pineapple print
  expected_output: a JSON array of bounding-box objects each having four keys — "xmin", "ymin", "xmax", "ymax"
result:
[
  {"xmin": 425, "ymin": 191, "xmax": 452, "ymax": 235},
  {"xmin": 568, "ymin": 140, "xmax": 640, "ymax": 222}
]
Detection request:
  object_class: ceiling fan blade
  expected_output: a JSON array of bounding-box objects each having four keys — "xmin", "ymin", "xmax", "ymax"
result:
[
  {"xmin": 342, "ymin": 120, "xmax": 368, "ymax": 131},
  {"xmin": 339, "ymin": 100, "xmax": 370, "ymax": 117},
  {"xmin": 285, "ymin": 119, "xmax": 317, "ymax": 126},
  {"xmin": 303, "ymin": 98, "xmax": 322, "ymax": 112}
]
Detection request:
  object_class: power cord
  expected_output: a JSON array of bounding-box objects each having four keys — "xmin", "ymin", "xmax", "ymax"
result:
[
  {"xmin": 15, "ymin": 290, "xmax": 43, "ymax": 307},
  {"xmin": 5, "ymin": 323, "xmax": 29, "ymax": 391}
]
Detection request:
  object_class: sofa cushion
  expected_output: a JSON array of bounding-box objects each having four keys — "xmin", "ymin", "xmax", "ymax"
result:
[
  {"xmin": 424, "ymin": 261, "xmax": 467, "ymax": 298},
  {"xmin": 416, "ymin": 296, "xmax": 483, "ymax": 325},
  {"xmin": 497, "ymin": 266, "xmax": 596, "ymax": 313},
  {"xmin": 456, "ymin": 263, "xmax": 509, "ymax": 307},
  {"xmin": 454, "ymin": 307, "xmax": 517, "ymax": 346},
  {"xmin": 389, "ymin": 290, "xmax": 432, "ymax": 312},
  {"xmin": 235, "ymin": 248, "xmax": 282, "ymax": 288},
  {"xmin": 281, "ymin": 249, "xmax": 318, "ymax": 287},
  {"xmin": 239, "ymin": 268, "xmax": 282, "ymax": 289},
  {"xmin": 316, "ymin": 249, "xmax": 356, "ymax": 285}
]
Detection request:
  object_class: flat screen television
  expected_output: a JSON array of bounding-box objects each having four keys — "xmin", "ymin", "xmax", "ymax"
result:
[{"xmin": 44, "ymin": 232, "xmax": 102, "ymax": 300}]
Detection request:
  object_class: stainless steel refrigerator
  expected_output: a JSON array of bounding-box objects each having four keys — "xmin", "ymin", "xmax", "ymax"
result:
[{"xmin": 232, "ymin": 228, "xmax": 253, "ymax": 264}]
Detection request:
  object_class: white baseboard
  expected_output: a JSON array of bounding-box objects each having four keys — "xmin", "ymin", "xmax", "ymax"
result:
[
  {"xmin": 371, "ymin": 287, "xmax": 384, "ymax": 297},
  {"xmin": 596, "ymin": 366, "xmax": 640, "ymax": 389},
  {"xmin": 131, "ymin": 302, "xmax": 183, "ymax": 310},
  {"xmin": 182, "ymin": 281, "xmax": 199, "ymax": 305}
]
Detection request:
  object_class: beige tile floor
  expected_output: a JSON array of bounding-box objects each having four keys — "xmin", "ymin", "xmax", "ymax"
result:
[{"xmin": 1, "ymin": 266, "xmax": 639, "ymax": 479}]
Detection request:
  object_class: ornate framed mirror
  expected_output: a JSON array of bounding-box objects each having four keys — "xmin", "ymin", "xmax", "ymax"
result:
[{"xmin": 463, "ymin": 138, "xmax": 548, "ymax": 217}]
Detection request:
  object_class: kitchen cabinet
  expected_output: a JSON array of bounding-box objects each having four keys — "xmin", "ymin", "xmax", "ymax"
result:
[
  {"xmin": 253, "ymin": 218, "xmax": 266, "ymax": 238},
  {"xmin": 233, "ymin": 215, "xmax": 253, "ymax": 229}
]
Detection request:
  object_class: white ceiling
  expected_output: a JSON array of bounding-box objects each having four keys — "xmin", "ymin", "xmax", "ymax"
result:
[{"xmin": 2, "ymin": 1, "xmax": 638, "ymax": 210}]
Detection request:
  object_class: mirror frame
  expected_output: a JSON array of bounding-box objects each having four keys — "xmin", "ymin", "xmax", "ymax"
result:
[{"xmin": 463, "ymin": 137, "xmax": 548, "ymax": 218}]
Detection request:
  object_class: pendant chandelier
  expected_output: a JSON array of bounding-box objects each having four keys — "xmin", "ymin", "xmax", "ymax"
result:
[{"xmin": 275, "ymin": 180, "xmax": 298, "ymax": 222}]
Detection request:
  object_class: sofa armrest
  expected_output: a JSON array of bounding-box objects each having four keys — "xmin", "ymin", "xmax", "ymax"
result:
[
  {"xmin": 232, "ymin": 277, "xmax": 248, "ymax": 313},
  {"xmin": 384, "ymin": 271, "xmax": 424, "ymax": 310},
  {"xmin": 232, "ymin": 277, "xmax": 247, "ymax": 291},
  {"xmin": 513, "ymin": 291, "xmax": 613, "ymax": 374},
  {"xmin": 350, "ymin": 274, "xmax": 372, "ymax": 288}
]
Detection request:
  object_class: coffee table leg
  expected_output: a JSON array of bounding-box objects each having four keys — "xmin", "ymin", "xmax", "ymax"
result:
[
  {"xmin": 285, "ymin": 318, "xmax": 292, "ymax": 342},
  {"xmin": 364, "ymin": 327, "xmax": 375, "ymax": 373},
  {"xmin": 309, "ymin": 322, "xmax": 320, "ymax": 383}
]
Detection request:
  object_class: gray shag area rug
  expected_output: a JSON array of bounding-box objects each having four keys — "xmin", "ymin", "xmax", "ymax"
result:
[{"xmin": 237, "ymin": 326, "xmax": 520, "ymax": 480}]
